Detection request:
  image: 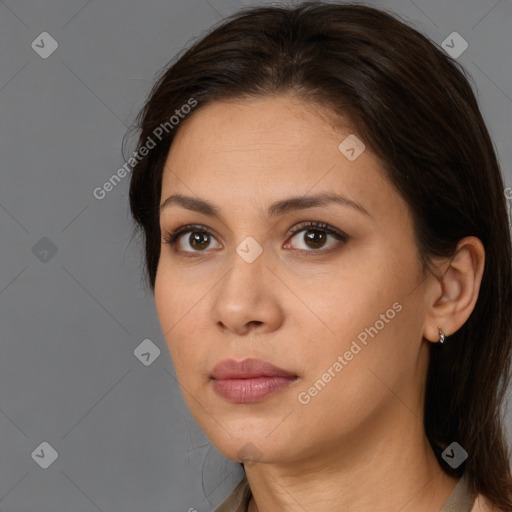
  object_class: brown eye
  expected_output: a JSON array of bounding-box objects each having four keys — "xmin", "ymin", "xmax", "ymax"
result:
[
  {"xmin": 163, "ymin": 221, "xmax": 348, "ymax": 255},
  {"xmin": 303, "ymin": 229, "xmax": 328, "ymax": 249},
  {"xmin": 188, "ymin": 231, "xmax": 211, "ymax": 250},
  {"xmin": 162, "ymin": 225, "xmax": 222, "ymax": 252},
  {"xmin": 286, "ymin": 221, "xmax": 348, "ymax": 252}
]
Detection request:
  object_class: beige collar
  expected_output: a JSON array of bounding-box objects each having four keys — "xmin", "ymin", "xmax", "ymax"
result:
[{"xmin": 214, "ymin": 471, "xmax": 476, "ymax": 512}]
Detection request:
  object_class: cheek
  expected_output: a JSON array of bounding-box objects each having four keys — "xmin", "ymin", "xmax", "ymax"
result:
[
  {"xmin": 300, "ymin": 262, "xmax": 396, "ymax": 345},
  {"xmin": 154, "ymin": 266, "xmax": 210, "ymax": 378},
  {"xmin": 305, "ymin": 289, "xmax": 423, "ymax": 428},
  {"xmin": 154, "ymin": 269, "xmax": 187, "ymax": 368},
  {"xmin": 154, "ymin": 268, "xmax": 176, "ymax": 337},
  {"xmin": 295, "ymin": 249, "xmax": 418, "ymax": 385},
  {"xmin": 291, "ymin": 305, "xmax": 413, "ymax": 438}
]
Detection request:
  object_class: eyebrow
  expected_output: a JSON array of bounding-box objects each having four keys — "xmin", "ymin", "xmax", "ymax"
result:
[{"xmin": 160, "ymin": 192, "xmax": 371, "ymax": 219}]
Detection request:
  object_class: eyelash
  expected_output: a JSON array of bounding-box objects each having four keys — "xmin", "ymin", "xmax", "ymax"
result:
[{"xmin": 162, "ymin": 221, "xmax": 349, "ymax": 256}]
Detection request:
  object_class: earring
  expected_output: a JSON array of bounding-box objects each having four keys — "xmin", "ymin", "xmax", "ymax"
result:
[{"xmin": 437, "ymin": 328, "xmax": 446, "ymax": 344}]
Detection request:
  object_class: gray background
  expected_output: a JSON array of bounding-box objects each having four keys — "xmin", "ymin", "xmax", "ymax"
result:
[{"xmin": 0, "ymin": 0, "xmax": 511, "ymax": 511}]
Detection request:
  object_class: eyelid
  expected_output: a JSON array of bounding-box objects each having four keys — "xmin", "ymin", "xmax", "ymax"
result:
[
  {"xmin": 283, "ymin": 221, "xmax": 349, "ymax": 254},
  {"xmin": 162, "ymin": 221, "xmax": 349, "ymax": 254},
  {"xmin": 162, "ymin": 223, "xmax": 220, "ymax": 251},
  {"xmin": 287, "ymin": 221, "xmax": 348, "ymax": 242}
]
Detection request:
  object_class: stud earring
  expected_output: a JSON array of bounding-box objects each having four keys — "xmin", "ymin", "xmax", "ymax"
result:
[{"xmin": 437, "ymin": 328, "xmax": 446, "ymax": 344}]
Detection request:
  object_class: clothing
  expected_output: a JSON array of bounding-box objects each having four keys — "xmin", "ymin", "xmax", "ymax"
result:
[
  {"xmin": 213, "ymin": 471, "xmax": 476, "ymax": 512},
  {"xmin": 214, "ymin": 475, "xmax": 251, "ymax": 512}
]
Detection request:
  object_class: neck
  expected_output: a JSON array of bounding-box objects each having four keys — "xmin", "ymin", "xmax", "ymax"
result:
[{"xmin": 244, "ymin": 404, "xmax": 458, "ymax": 512}]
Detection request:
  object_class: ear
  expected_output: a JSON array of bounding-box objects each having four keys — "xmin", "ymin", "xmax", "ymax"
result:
[{"xmin": 422, "ymin": 236, "xmax": 485, "ymax": 343}]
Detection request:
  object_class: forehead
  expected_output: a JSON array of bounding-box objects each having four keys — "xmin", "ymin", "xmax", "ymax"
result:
[
  {"xmin": 159, "ymin": 94, "xmax": 401, "ymax": 224},
  {"xmin": 166, "ymin": 96, "xmax": 353, "ymax": 175}
]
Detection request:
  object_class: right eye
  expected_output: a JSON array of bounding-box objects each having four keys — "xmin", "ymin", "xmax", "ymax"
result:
[{"xmin": 162, "ymin": 224, "xmax": 222, "ymax": 253}]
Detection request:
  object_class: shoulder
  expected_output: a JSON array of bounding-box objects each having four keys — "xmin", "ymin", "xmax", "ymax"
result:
[{"xmin": 470, "ymin": 492, "xmax": 502, "ymax": 512}]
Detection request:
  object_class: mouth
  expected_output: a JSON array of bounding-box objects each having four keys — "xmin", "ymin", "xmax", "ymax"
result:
[{"xmin": 210, "ymin": 358, "xmax": 298, "ymax": 403}]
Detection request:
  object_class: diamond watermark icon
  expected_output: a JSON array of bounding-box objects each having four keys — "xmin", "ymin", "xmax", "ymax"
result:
[
  {"xmin": 134, "ymin": 339, "xmax": 161, "ymax": 366},
  {"xmin": 31, "ymin": 32, "xmax": 59, "ymax": 59},
  {"xmin": 236, "ymin": 441, "xmax": 262, "ymax": 468},
  {"xmin": 338, "ymin": 134, "xmax": 365, "ymax": 161},
  {"xmin": 32, "ymin": 237, "xmax": 58, "ymax": 263},
  {"xmin": 441, "ymin": 32, "xmax": 468, "ymax": 59},
  {"xmin": 236, "ymin": 236, "xmax": 263, "ymax": 263},
  {"xmin": 441, "ymin": 441, "xmax": 468, "ymax": 469},
  {"xmin": 31, "ymin": 442, "xmax": 58, "ymax": 469}
]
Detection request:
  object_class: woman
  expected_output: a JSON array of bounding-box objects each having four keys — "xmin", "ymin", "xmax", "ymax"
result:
[{"xmin": 127, "ymin": 3, "xmax": 512, "ymax": 511}]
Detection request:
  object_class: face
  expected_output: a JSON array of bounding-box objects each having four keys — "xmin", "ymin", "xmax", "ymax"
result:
[{"xmin": 154, "ymin": 94, "xmax": 432, "ymax": 466}]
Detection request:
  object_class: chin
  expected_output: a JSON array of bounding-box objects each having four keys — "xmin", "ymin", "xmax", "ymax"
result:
[{"xmin": 202, "ymin": 423, "xmax": 286, "ymax": 464}]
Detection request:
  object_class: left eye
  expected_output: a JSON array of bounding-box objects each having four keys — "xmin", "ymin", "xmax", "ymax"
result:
[{"xmin": 284, "ymin": 222, "xmax": 348, "ymax": 251}]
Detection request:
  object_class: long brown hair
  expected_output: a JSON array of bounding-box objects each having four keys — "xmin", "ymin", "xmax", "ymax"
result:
[{"xmin": 126, "ymin": 3, "xmax": 512, "ymax": 509}]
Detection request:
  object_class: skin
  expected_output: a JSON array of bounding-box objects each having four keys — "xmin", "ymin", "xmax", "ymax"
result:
[{"xmin": 154, "ymin": 94, "xmax": 487, "ymax": 512}]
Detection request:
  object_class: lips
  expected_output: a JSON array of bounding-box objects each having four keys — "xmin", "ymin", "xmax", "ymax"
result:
[
  {"xmin": 211, "ymin": 358, "xmax": 297, "ymax": 380},
  {"xmin": 210, "ymin": 358, "xmax": 298, "ymax": 403}
]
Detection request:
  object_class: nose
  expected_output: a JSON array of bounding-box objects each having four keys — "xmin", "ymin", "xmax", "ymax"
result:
[{"xmin": 211, "ymin": 245, "xmax": 284, "ymax": 336}]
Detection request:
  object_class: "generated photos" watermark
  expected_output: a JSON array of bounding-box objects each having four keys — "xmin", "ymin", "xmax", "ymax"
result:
[{"xmin": 298, "ymin": 301, "xmax": 403, "ymax": 405}]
